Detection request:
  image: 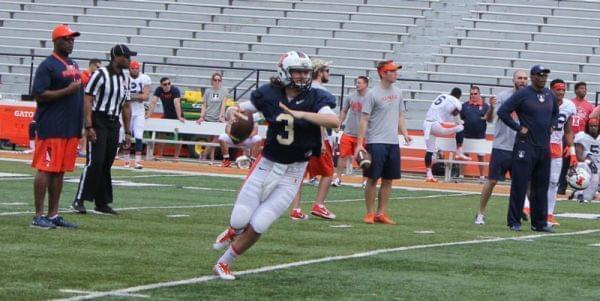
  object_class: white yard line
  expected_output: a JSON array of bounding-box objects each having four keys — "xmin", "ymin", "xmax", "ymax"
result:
[
  {"xmin": 59, "ymin": 289, "xmax": 149, "ymax": 298},
  {"xmin": 0, "ymin": 193, "xmax": 471, "ymax": 216},
  {"xmin": 53, "ymin": 229, "xmax": 600, "ymax": 301}
]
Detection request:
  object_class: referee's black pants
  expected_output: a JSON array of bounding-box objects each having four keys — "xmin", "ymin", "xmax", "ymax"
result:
[
  {"xmin": 75, "ymin": 113, "xmax": 120, "ymax": 207},
  {"xmin": 507, "ymin": 140, "xmax": 551, "ymax": 230}
]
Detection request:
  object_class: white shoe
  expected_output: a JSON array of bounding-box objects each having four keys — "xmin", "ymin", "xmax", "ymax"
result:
[
  {"xmin": 307, "ymin": 177, "xmax": 319, "ymax": 186},
  {"xmin": 331, "ymin": 178, "xmax": 341, "ymax": 187},
  {"xmin": 213, "ymin": 262, "xmax": 236, "ymax": 280},
  {"xmin": 134, "ymin": 162, "xmax": 143, "ymax": 169},
  {"xmin": 361, "ymin": 180, "xmax": 367, "ymax": 189},
  {"xmin": 455, "ymin": 153, "xmax": 471, "ymax": 161},
  {"xmin": 123, "ymin": 161, "xmax": 130, "ymax": 168},
  {"xmin": 474, "ymin": 213, "xmax": 485, "ymax": 225}
]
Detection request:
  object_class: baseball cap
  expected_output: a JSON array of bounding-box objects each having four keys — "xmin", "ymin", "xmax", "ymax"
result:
[
  {"xmin": 129, "ymin": 60, "xmax": 140, "ymax": 69},
  {"xmin": 51, "ymin": 24, "xmax": 80, "ymax": 41},
  {"xmin": 530, "ymin": 65, "xmax": 550, "ymax": 75},
  {"xmin": 377, "ymin": 60, "xmax": 402, "ymax": 74},
  {"xmin": 110, "ymin": 44, "xmax": 137, "ymax": 59}
]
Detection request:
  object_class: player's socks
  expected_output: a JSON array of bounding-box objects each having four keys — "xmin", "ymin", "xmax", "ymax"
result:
[
  {"xmin": 426, "ymin": 168, "xmax": 433, "ymax": 178},
  {"xmin": 218, "ymin": 245, "xmax": 239, "ymax": 266}
]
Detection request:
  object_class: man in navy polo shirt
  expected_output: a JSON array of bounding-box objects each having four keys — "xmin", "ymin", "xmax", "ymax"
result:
[
  {"xmin": 455, "ymin": 86, "xmax": 490, "ymax": 183},
  {"xmin": 30, "ymin": 24, "xmax": 83, "ymax": 229},
  {"xmin": 498, "ymin": 65, "xmax": 559, "ymax": 232}
]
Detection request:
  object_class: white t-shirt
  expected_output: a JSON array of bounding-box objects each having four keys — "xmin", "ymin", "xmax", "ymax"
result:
[
  {"xmin": 425, "ymin": 93, "xmax": 461, "ymax": 123},
  {"xmin": 129, "ymin": 73, "xmax": 152, "ymax": 116}
]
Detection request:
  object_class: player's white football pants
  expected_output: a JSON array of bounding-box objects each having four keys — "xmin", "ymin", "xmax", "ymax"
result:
[
  {"xmin": 229, "ymin": 157, "xmax": 306, "ymax": 234},
  {"xmin": 423, "ymin": 120, "xmax": 464, "ymax": 153}
]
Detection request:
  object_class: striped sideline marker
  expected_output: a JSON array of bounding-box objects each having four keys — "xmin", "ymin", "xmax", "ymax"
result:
[{"xmin": 53, "ymin": 229, "xmax": 600, "ymax": 301}]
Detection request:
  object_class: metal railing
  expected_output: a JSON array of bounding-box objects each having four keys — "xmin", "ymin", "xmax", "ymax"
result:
[{"xmin": 141, "ymin": 61, "xmax": 347, "ymax": 104}]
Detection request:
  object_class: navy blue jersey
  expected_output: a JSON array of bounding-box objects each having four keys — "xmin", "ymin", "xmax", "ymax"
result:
[
  {"xmin": 153, "ymin": 85, "xmax": 181, "ymax": 119},
  {"xmin": 32, "ymin": 54, "xmax": 84, "ymax": 139},
  {"xmin": 251, "ymin": 84, "xmax": 336, "ymax": 164},
  {"xmin": 460, "ymin": 102, "xmax": 489, "ymax": 139},
  {"xmin": 498, "ymin": 85, "xmax": 558, "ymax": 147}
]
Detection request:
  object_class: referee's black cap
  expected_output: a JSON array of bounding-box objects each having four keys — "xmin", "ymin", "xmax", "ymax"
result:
[{"xmin": 110, "ymin": 44, "xmax": 137, "ymax": 59}]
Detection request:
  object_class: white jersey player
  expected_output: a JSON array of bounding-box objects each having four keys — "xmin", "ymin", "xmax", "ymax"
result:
[
  {"xmin": 573, "ymin": 117, "xmax": 600, "ymax": 203},
  {"xmin": 218, "ymin": 108, "xmax": 263, "ymax": 167},
  {"xmin": 422, "ymin": 88, "xmax": 467, "ymax": 182},
  {"xmin": 121, "ymin": 61, "xmax": 152, "ymax": 169},
  {"xmin": 524, "ymin": 80, "xmax": 576, "ymax": 226},
  {"xmin": 125, "ymin": 60, "xmax": 151, "ymax": 169}
]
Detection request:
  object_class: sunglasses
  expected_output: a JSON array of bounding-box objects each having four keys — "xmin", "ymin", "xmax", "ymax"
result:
[{"xmin": 213, "ymin": 78, "xmax": 222, "ymax": 82}]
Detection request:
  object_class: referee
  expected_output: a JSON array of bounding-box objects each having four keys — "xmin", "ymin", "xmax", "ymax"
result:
[{"xmin": 71, "ymin": 44, "xmax": 136, "ymax": 215}]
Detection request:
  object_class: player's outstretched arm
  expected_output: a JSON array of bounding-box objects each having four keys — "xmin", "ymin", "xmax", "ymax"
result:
[{"xmin": 278, "ymin": 103, "xmax": 339, "ymax": 129}]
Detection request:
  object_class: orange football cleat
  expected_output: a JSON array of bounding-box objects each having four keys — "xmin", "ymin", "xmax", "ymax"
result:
[
  {"xmin": 547, "ymin": 214, "xmax": 560, "ymax": 226},
  {"xmin": 375, "ymin": 213, "xmax": 397, "ymax": 225},
  {"xmin": 363, "ymin": 212, "xmax": 375, "ymax": 224}
]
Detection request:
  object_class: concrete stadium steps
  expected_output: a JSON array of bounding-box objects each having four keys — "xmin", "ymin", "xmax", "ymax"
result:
[
  {"xmin": 407, "ymin": 0, "xmax": 600, "ymax": 124},
  {"xmin": 447, "ymin": 36, "xmax": 599, "ymax": 55}
]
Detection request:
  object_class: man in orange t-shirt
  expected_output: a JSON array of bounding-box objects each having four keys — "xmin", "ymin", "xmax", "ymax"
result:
[
  {"xmin": 80, "ymin": 58, "xmax": 101, "ymax": 86},
  {"xmin": 571, "ymin": 82, "xmax": 593, "ymax": 134}
]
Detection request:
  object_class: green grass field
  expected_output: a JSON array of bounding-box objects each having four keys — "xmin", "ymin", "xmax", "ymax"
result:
[{"xmin": 1, "ymin": 158, "xmax": 600, "ymax": 300}]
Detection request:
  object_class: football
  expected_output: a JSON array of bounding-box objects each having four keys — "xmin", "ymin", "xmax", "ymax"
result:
[
  {"xmin": 229, "ymin": 111, "xmax": 254, "ymax": 144},
  {"xmin": 356, "ymin": 149, "xmax": 372, "ymax": 170}
]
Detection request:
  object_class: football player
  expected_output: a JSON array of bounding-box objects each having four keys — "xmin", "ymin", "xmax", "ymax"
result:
[
  {"xmin": 218, "ymin": 108, "xmax": 263, "ymax": 167},
  {"xmin": 573, "ymin": 117, "xmax": 600, "ymax": 203},
  {"xmin": 211, "ymin": 51, "xmax": 339, "ymax": 280},
  {"xmin": 124, "ymin": 60, "xmax": 151, "ymax": 169},
  {"xmin": 523, "ymin": 79, "xmax": 576, "ymax": 226},
  {"xmin": 422, "ymin": 88, "xmax": 466, "ymax": 182}
]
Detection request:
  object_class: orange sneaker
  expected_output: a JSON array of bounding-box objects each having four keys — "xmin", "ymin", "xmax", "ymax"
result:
[
  {"xmin": 547, "ymin": 214, "xmax": 560, "ymax": 226},
  {"xmin": 425, "ymin": 177, "xmax": 438, "ymax": 183},
  {"xmin": 212, "ymin": 227, "xmax": 237, "ymax": 250},
  {"xmin": 375, "ymin": 213, "xmax": 397, "ymax": 225},
  {"xmin": 289, "ymin": 208, "xmax": 309, "ymax": 221},
  {"xmin": 213, "ymin": 262, "xmax": 236, "ymax": 280},
  {"xmin": 221, "ymin": 159, "xmax": 232, "ymax": 167},
  {"xmin": 311, "ymin": 204, "xmax": 336, "ymax": 219},
  {"xmin": 363, "ymin": 212, "xmax": 375, "ymax": 224}
]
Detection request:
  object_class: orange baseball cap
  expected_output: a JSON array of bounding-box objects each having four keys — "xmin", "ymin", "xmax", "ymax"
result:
[
  {"xmin": 129, "ymin": 60, "xmax": 140, "ymax": 69},
  {"xmin": 52, "ymin": 24, "xmax": 80, "ymax": 41},
  {"xmin": 377, "ymin": 60, "xmax": 402, "ymax": 75}
]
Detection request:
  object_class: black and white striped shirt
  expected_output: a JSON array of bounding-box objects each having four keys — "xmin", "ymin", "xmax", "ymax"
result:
[{"xmin": 85, "ymin": 65, "xmax": 131, "ymax": 117}]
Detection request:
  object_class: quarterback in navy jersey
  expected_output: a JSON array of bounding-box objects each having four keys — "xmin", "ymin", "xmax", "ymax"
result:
[
  {"xmin": 210, "ymin": 51, "xmax": 339, "ymax": 280},
  {"xmin": 251, "ymin": 82, "xmax": 336, "ymax": 163}
]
